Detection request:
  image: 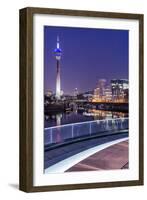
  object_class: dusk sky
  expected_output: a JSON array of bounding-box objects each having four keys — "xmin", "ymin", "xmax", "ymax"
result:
[{"xmin": 44, "ymin": 26, "xmax": 128, "ymax": 95}]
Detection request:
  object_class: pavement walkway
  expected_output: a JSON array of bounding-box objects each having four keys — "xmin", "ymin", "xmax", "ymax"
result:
[
  {"xmin": 66, "ymin": 140, "xmax": 128, "ymax": 172},
  {"xmin": 44, "ymin": 131, "xmax": 128, "ymax": 169}
]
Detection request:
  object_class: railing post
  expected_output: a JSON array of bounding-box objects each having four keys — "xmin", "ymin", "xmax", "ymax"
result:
[
  {"xmin": 89, "ymin": 122, "xmax": 92, "ymax": 135},
  {"xmin": 106, "ymin": 120, "xmax": 109, "ymax": 130},
  {"xmin": 72, "ymin": 124, "xmax": 74, "ymax": 138},
  {"xmin": 50, "ymin": 128, "xmax": 53, "ymax": 143},
  {"xmin": 121, "ymin": 119, "xmax": 123, "ymax": 129}
]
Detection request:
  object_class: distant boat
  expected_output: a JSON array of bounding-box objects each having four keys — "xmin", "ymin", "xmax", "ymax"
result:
[
  {"xmin": 65, "ymin": 107, "xmax": 72, "ymax": 112},
  {"xmin": 83, "ymin": 112, "xmax": 92, "ymax": 116}
]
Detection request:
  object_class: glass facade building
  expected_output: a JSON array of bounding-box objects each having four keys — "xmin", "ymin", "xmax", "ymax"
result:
[{"xmin": 111, "ymin": 79, "xmax": 129, "ymax": 102}]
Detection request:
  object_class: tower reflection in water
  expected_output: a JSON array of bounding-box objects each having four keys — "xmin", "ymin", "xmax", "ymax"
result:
[{"xmin": 56, "ymin": 113, "xmax": 62, "ymax": 143}]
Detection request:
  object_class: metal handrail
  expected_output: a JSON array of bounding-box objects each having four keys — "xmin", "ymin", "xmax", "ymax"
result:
[
  {"xmin": 44, "ymin": 118, "xmax": 129, "ymax": 146},
  {"xmin": 44, "ymin": 117, "xmax": 129, "ymax": 130}
]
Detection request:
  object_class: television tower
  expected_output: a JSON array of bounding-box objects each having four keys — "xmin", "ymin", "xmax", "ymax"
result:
[{"xmin": 54, "ymin": 36, "xmax": 62, "ymax": 100}]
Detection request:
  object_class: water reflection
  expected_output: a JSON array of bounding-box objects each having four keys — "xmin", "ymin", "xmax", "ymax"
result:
[
  {"xmin": 83, "ymin": 109, "xmax": 127, "ymax": 119},
  {"xmin": 44, "ymin": 109, "xmax": 128, "ymax": 128},
  {"xmin": 56, "ymin": 113, "xmax": 62, "ymax": 126}
]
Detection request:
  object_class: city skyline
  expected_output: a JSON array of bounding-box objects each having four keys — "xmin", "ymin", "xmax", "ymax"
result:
[
  {"xmin": 45, "ymin": 78, "xmax": 129, "ymax": 95},
  {"xmin": 44, "ymin": 26, "xmax": 128, "ymax": 95}
]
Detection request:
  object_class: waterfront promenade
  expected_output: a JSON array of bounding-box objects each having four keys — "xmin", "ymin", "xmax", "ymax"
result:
[
  {"xmin": 44, "ymin": 133, "xmax": 128, "ymax": 173},
  {"xmin": 44, "ymin": 118, "xmax": 129, "ymax": 173}
]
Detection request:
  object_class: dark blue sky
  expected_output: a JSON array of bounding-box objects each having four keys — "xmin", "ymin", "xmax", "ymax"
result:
[{"xmin": 44, "ymin": 26, "xmax": 128, "ymax": 94}]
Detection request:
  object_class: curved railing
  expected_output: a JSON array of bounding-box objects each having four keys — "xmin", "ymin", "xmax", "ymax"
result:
[{"xmin": 44, "ymin": 118, "xmax": 129, "ymax": 147}]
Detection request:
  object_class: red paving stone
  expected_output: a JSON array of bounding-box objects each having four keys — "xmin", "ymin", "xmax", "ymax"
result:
[{"xmin": 66, "ymin": 140, "xmax": 129, "ymax": 172}]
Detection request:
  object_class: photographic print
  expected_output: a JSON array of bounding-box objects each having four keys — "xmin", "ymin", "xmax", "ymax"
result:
[
  {"xmin": 19, "ymin": 7, "xmax": 143, "ymax": 192},
  {"xmin": 44, "ymin": 26, "xmax": 129, "ymax": 173}
]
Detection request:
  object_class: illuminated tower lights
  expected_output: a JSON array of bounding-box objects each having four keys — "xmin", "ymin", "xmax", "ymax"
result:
[{"xmin": 54, "ymin": 36, "xmax": 62, "ymax": 100}]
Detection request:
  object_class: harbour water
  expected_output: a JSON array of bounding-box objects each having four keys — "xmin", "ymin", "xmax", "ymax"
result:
[{"xmin": 44, "ymin": 109, "xmax": 128, "ymax": 128}]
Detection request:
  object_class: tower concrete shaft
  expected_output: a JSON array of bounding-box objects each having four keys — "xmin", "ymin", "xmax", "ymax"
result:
[{"xmin": 56, "ymin": 60, "xmax": 61, "ymax": 99}]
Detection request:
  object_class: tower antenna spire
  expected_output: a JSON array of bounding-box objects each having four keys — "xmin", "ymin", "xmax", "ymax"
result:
[{"xmin": 57, "ymin": 35, "xmax": 59, "ymax": 48}]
